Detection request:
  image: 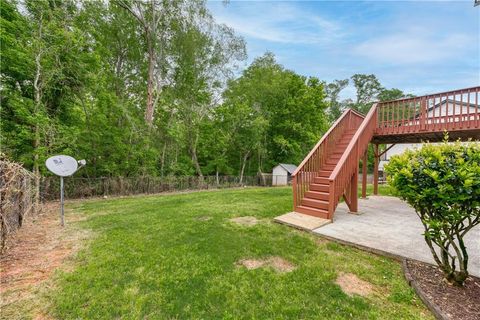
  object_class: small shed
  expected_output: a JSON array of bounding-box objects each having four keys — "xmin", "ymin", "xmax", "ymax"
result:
[{"xmin": 272, "ymin": 163, "xmax": 297, "ymax": 186}]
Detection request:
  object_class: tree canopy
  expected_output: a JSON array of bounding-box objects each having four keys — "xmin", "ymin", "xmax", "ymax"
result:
[{"xmin": 1, "ymin": 0, "xmax": 411, "ymax": 179}]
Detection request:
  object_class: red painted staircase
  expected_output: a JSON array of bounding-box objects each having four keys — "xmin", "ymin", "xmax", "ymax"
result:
[
  {"xmin": 295, "ymin": 129, "xmax": 356, "ymax": 218},
  {"xmin": 292, "ymin": 106, "xmax": 378, "ymax": 220}
]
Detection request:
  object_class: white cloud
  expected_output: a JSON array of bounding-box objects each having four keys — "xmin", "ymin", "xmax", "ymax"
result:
[
  {"xmin": 210, "ymin": 2, "xmax": 343, "ymax": 45},
  {"xmin": 353, "ymin": 28, "xmax": 473, "ymax": 64}
]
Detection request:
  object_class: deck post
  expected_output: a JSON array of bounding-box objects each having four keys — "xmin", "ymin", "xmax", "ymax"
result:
[
  {"xmin": 292, "ymin": 175, "xmax": 297, "ymax": 211},
  {"xmin": 350, "ymin": 166, "xmax": 358, "ymax": 212},
  {"xmin": 362, "ymin": 149, "xmax": 368, "ymax": 198},
  {"xmin": 373, "ymin": 144, "xmax": 379, "ymax": 195}
]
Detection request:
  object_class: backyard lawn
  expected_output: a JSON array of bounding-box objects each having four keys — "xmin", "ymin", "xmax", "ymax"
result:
[{"xmin": 41, "ymin": 186, "xmax": 429, "ymax": 319}]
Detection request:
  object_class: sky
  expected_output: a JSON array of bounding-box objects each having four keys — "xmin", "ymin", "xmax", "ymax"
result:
[{"xmin": 208, "ymin": 0, "xmax": 480, "ymax": 100}]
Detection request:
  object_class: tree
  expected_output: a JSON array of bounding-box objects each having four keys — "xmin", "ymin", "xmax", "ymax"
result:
[
  {"xmin": 214, "ymin": 101, "xmax": 267, "ymax": 183},
  {"xmin": 166, "ymin": 9, "xmax": 246, "ymax": 179},
  {"xmin": 116, "ymin": 0, "xmax": 165, "ymax": 125},
  {"xmin": 385, "ymin": 139, "xmax": 480, "ymax": 286},
  {"xmin": 351, "ymin": 74, "xmax": 383, "ymax": 113},
  {"xmin": 325, "ymin": 79, "xmax": 349, "ymax": 121},
  {"xmin": 1, "ymin": 0, "xmax": 94, "ymax": 197},
  {"xmin": 223, "ymin": 53, "xmax": 328, "ymax": 174},
  {"xmin": 378, "ymin": 88, "xmax": 415, "ymax": 102}
]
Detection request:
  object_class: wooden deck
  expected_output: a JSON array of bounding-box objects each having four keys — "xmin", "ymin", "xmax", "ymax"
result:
[{"xmin": 373, "ymin": 87, "xmax": 480, "ymax": 143}]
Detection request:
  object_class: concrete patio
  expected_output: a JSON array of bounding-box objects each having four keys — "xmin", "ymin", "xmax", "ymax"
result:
[{"xmin": 311, "ymin": 196, "xmax": 480, "ymax": 277}]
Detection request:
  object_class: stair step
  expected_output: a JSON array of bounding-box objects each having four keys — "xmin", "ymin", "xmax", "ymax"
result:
[
  {"xmin": 310, "ymin": 184, "xmax": 329, "ymax": 192},
  {"xmin": 302, "ymin": 198, "xmax": 329, "ymax": 210},
  {"xmin": 296, "ymin": 206, "xmax": 329, "ymax": 219},
  {"xmin": 313, "ymin": 177, "xmax": 329, "ymax": 184},
  {"xmin": 322, "ymin": 165, "xmax": 336, "ymax": 170},
  {"xmin": 318, "ymin": 170, "xmax": 332, "ymax": 177},
  {"xmin": 305, "ymin": 190, "xmax": 329, "ymax": 201},
  {"xmin": 340, "ymin": 135, "xmax": 353, "ymax": 140}
]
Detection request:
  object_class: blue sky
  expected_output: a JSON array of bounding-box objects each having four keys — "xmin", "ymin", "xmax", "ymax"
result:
[{"xmin": 208, "ymin": 0, "xmax": 480, "ymax": 99}]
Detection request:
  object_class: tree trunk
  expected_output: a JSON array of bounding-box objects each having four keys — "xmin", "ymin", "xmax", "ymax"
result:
[
  {"xmin": 160, "ymin": 142, "xmax": 167, "ymax": 177},
  {"xmin": 32, "ymin": 17, "xmax": 43, "ymax": 213},
  {"xmin": 239, "ymin": 151, "xmax": 250, "ymax": 184},
  {"xmin": 188, "ymin": 129, "xmax": 204, "ymax": 182},
  {"xmin": 191, "ymin": 147, "xmax": 203, "ymax": 181},
  {"xmin": 145, "ymin": 38, "xmax": 155, "ymax": 125}
]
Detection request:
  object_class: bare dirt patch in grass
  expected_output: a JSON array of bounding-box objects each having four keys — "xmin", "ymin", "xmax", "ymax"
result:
[
  {"xmin": 229, "ymin": 216, "xmax": 260, "ymax": 226},
  {"xmin": 196, "ymin": 215, "xmax": 212, "ymax": 221},
  {"xmin": 236, "ymin": 256, "xmax": 296, "ymax": 273},
  {"xmin": 0, "ymin": 202, "xmax": 90, "ymax": 318},
  {"xmin": 335, "ymin": 272, "xmax": 375, "ymax": 297}
]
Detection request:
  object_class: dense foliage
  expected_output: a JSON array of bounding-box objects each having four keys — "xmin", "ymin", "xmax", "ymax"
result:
[
  {"xmin": 385, "ymin": 140, "xmax": 480, "ymax": 286},
  {"xmin": 1, "ymin": 0, "xmax": 408, "ymax": 179}
]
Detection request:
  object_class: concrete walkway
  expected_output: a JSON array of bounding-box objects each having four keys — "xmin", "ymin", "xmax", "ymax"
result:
[{"xmin": 313, "ymin": 196, "xmax": 480, "ymax": 277}]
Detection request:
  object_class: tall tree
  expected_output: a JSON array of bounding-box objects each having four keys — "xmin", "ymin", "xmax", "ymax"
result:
[
  {"xmin": 165, "ymin": 7, "xmax": 245, "ymax": 179},
  {"xmin": 325, "ymin": 79, "xmax": 349, "ymax": 121},
  {"xmin": 351, "ymin": 74, "xmax": 383, "ymax": 113},
  {"xmin": 378, "ymin": 88, "xmax": 415, "ymax": 102},
  {"xmin": 223, "ymin": 53, "xmax": 328, "ymax": 174},
  {"xmin": 116, "ymin": 0, "xmax": 177, "ymax": 126}
]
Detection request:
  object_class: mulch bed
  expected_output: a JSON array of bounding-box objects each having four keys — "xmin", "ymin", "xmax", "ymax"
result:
[{"xmin": 404, "ymin": 259, "xmax": 480, "ymax": 320}]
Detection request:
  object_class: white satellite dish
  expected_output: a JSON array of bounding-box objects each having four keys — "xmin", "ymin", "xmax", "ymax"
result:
[
  {"xmin": 46, "ymin": 155, "xmax": 78, "ymax": 177},
  {"xmin": 45, "ymin": 155, "xmax": 86, "ymax": 226}
]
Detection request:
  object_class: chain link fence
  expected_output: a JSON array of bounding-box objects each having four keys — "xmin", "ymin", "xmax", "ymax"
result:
[{"xmin": 40, "ymin": 174, "xmax": 291, "ymax": 200}]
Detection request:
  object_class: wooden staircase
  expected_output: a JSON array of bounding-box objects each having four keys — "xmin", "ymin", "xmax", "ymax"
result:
[
  {"xmin": 292, "ymin": 107, "xmax": 370, "ymax": 220},
  {"xmin": 295, "ymin": 129, "xmax": 356, "ymax": 218},
  {"xmin": 292, "ymin": 86, "xmax": 480, "ymax": 221}
]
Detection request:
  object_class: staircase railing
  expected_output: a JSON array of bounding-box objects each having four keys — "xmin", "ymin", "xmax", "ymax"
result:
[
  {"xmin": 292, "ymin": 109, "xmax": 364, "ymax": 211},
  {"xmin": 328, "ymin": 104, "xmax": 378, "ymax": 218}
]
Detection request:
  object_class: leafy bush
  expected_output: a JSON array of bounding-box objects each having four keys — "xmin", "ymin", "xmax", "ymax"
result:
[{"xmin": 385, "ymin": 139, "xmax": 480, "ymax": 286}]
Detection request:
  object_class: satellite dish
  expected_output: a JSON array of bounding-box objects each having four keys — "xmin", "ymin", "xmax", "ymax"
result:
[
  {"xmin": 45, "ymin": 155, "xmax": 86, "ymax": 227},
  {"xmin": 45, "ymin": 155, "xmax": 79, "ymax": 177}
]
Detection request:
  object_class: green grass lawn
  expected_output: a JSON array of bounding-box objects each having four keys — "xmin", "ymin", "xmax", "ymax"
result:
[{"xmin": 45, "ymin": 186, "xmax": 429, "ymax": 319}]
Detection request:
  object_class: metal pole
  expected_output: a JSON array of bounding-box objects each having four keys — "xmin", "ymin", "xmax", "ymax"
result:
[{"xmin": 60, "ymin": 176, "xmax": 65, "ymax": 226}]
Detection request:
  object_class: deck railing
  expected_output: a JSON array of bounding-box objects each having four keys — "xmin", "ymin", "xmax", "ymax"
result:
[
  {"xmin": 376, "ymin": 86, "xmax": 480, "ymax": 135},
  {"xmin": 328, "ymin": 105, "xmax": 378, "ymax": 218},
  {"xmin": 292, "ymin": 109, "xmax": 364, "ymax": 211}
]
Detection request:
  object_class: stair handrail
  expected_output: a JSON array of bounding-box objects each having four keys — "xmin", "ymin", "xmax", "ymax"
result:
[
  {"xmin": 328, "ymin": 104, "xmax": 378, "ymax": 216},
  {"xmin": 292, "ymin": 108, "xmax": 364, "ymax": 210},
  {"xmin": 292, "ymin": 109, "xmax": 358, "ymax": 177}
]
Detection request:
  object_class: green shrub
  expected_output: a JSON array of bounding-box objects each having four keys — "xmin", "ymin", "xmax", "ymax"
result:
[{"xmin": 385, "ymin": 139, "xmax": 480, "ymax": 286}]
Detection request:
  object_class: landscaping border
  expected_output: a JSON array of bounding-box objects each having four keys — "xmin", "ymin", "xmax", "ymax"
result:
[{"xmin": 402, "ymin": 259, "xmax": 448, "ymax": 320}]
